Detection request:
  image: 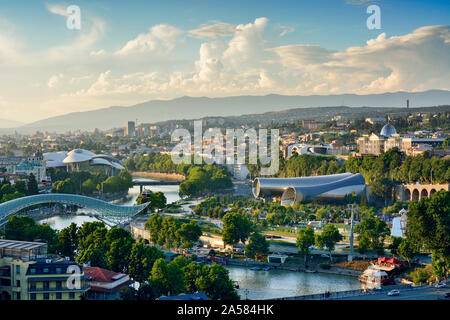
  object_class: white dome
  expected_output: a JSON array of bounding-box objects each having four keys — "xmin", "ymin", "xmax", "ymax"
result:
[
  {"xmin": 43, "ymin": 151, "xmax": 68, "ymax": 162},
  {"xmin": 63, "ymin": 149, "xmax": 94, "ymax": 163}
]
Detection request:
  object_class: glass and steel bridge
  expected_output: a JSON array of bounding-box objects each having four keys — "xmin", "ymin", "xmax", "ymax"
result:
[{"xmin": 0, "ymin": 194, "xmax": 149, "ymax": 226}]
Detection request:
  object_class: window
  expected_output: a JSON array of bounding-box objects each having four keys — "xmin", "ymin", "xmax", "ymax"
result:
[
  {"xmin": 55, "ymin": 267, "xmax": 62, "ymax": 274},
  {"xmin": 56, "ymin": 293, "xmax": 62, "ymax": 300},
  {"xmin": 56, "ymin": 281, "xmax": 62, "ymax": 290},
  {"xmin": 43, "ymin": 293, "xmax": 49, "ymax": 300},
  {"xmin": 43, "ymin": 281, "xmax": 49, "ymax": 290},
  {"xmin": 16, "ymin": 292, "xmax": 21, "ymax": 300},
  {"xmin": 15, "ymin": 265, "xmax": 20, "ymax": 274},
  {"xmin": 30, "ymin": 283, "xmax": 36, "ymax": 291},
  {"xmin": 43, "ymin": 268, "xmax": 49, "ymax": 273},
  {"xmin": 69, "ymin": 292, "xmax": 75, "ymax": 299},
  {"xmin": 16, "ymin": 280, "xmax": 21, "ymax": 287},
  {"xmin": 29, "ymin": 268, "xmax": 36, "ymax": 274},
  {"xmin": 30, "ymin": 293, "xmax": 36, "ymax": 300}
]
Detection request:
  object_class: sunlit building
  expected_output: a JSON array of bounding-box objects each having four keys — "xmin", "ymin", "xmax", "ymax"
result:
[{"xmin": 43, "ymin": 149, "xmax": 124, "ymax": 176}]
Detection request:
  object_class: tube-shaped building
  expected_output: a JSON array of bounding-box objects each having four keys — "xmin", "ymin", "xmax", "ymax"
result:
[{"xmin": 252, "ymin": 173, "xmax": 365, "ymax": 205}]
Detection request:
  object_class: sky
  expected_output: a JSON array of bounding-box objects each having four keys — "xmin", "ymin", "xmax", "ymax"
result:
[{"xmin": 0, "ymin": 0, "xmax": 449, "ymax": 123}]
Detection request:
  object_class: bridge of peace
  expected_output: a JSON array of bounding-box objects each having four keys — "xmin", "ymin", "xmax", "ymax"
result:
[
  {"xmin": 397, "ymin": 183, "xmax": 449, "ymax": 201},
  {"xmin": 0, "ymin": 193, "xmax": 150, "ymax": 226}
]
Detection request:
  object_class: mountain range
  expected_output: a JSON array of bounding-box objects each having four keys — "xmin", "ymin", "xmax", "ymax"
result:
[
  {"xmin": 0, "ymin": 118, "xmax": 24, "ymax": 129},
  {"xmin": 5, "ymin": 89, "xmax": 450, "ymax": 133}
]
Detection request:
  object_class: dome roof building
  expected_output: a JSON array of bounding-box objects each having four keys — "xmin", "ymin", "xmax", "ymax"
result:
[
  {"xmin": 44, "ymin": 149, "xmax": 124, "ymax": 175},
  {"xmin": 380, "ymin": 123, "xmax": 397, "ymax": 137}
]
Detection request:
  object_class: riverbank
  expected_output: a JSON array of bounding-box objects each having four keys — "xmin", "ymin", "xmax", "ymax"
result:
[{"xmin": 132, "ymin": 171, "xmax": 185, "ymax": 181}]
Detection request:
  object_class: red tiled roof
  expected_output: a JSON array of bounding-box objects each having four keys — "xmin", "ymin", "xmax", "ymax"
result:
[
  {"xmin": 83, "ymin": 266, "xmax": 126, "ymax": 283},
  {"xmin": 89, "ymin": 280, "xmax": 134, "ymax": 292}
]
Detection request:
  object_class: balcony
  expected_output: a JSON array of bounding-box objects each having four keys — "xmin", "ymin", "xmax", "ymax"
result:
[{"xmin": 28, "ymin": 285, "xmax": 91, "ymax": 293}]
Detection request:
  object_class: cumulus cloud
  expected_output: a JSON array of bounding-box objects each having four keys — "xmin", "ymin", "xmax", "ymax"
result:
[
  {"xmin": 2, "ymin": 14, "xmax": 450, "ymax": 121},
  {"xmin": 116, "ymin": 24, "xmax": 182, "ymax": 56},
  {"xmin": 67, "ymin": 22, "xmax": 450, "ymax": 100},
  {"xmin": 47, "ymin": 73, "xmax": 64, "ymax": 88}
]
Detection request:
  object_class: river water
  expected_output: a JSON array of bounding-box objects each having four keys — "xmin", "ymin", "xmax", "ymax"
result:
[
  {"xmin": 37, "ymin": 176, "xmax": 361, "ymax": 299},
  {"xmin": 39, "ymin": 178, "xmax": 180, "ymax": 230},
  {"xmin": 228, "ymin": 265, "xmax": 361, "ymax": 299}
]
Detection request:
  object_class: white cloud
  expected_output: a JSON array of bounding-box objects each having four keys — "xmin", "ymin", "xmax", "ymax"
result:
[
  {"xmin": 115, "ymin": 24, "xmax": 182, "ymax": 56},
  {"xmin": 277, "ymin": 25, "xmax": 295, "ymax": 37},
  {"xmin": 47, "ymin": 73, "xmax": 64, "ymax": 88},
  {"xmin": 46, "ymin": 3, "xmax": 70, "ymax": 17},
  {"xmin": 188, "ymin": 21, "xmax": 236, "ymax": 39},
  {"xmin": 64, "ymin": 23, "xmax": 450, "ymax": 100},
  {"xmin": 1, "ymin": 15, "xmax": 449, "ymax": 121}
]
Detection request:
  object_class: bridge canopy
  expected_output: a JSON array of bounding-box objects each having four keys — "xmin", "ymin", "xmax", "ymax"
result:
[{"xmin": 0, "ymin": 193, "xmax": 149, "ymax": 225}]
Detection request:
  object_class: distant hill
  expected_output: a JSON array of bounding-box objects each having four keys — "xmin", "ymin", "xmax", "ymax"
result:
[
  {"xmin": 15, "ymin": 90, "xmax": 450, "ymax": 133},
  {"xmin": 0, "ymin": 118, "xmax": 24, "ymax": 129}
]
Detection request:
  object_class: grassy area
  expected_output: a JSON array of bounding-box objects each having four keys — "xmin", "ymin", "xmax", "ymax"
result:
[{"xmin": 268, "ymin": 240, "xmax": 297, "ymax": 247}]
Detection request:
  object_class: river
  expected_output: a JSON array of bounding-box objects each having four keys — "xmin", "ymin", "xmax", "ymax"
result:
[
  {"xmin": 38, "ymin": 177, "xmax": 180, "ymax": 230},
  {"xmin": 36, "ymin": 176, "xmax": 361, "ymax": 299},
  {"xmin": 227, "ymin": 265, "xmax": 361, "ymax": 299}
]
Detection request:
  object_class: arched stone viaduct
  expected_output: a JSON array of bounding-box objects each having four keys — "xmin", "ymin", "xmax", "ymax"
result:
[{"xmin": 398, "ymin": 184, "xmax": 449, "ymax": 202}]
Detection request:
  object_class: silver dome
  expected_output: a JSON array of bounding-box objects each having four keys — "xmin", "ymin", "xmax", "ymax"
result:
[{"xmin": 380, "ymin": 123, "xmax": 397, "ymax": 137}]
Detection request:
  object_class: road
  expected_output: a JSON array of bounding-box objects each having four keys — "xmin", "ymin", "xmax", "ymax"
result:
[{"xmin": 338, "ymin": 286, "xmax": 450, "ymax": 300}]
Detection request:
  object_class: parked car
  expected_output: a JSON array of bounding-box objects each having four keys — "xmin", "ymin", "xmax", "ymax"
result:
[
  {"xmin": 387, "ymin": 289, "xmax": 400, "ymax": 296},
  {"xmin": 444, "ymin": 292, "xmax": 450, "ymax": 299},
  {"xmin": 434, "ymin": 282, "xmax": 447, "ymax": 288},
  {"xmin": 321, "ymin": 254, "xmax": 330, "ymax": 258}
]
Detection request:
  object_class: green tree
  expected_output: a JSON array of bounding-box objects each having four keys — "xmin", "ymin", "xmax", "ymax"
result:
[
  {"xmin": 245, "ymin": 232, "xmax": 270, "ymax": 261},
  {"xmin": 27, "ymin": 173, "xmax": 39, "ymax": 195},
  {"xmin": 222, "ymin": 212, "xmax": 252, "ymax": 248},
  {"xmin": 315, "ymin": 224, "xmax": 342, "ymax": 262},
  {"xmin": 355, "ymin": 214, "xmax": 390, "ymax": 256},
  {"xmin": 150, "ymin": 258, "xmax": 185, "ymax": 297},
  {"xmin": 176, "ymin": 221, "xmax": 202, "ymax": 249},
  {"xmin": 296, "ymin": 227, "xmax": 315, "ymax": 266},
  {"xmin": 128, "ymin": 239, "xmax": 164, "ymax": 283},
  {"xmin": 405, "ymin": 190, "xmax": 449, "ymax": 277},
  {"xmin": 57, "ymin": 223, "xmax": 79, "ymax": 260}
]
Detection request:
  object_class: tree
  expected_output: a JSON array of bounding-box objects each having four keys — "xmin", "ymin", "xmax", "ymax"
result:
[
  {"xmin": 76, "ymin": 244, "xmax": 108, "ymax": 268},
  {"xmin": 105, "ymin": 227, "xmax": 135, "ymax": 272},
  {"xmin": 149, "ymin": 192, "xmax": 167, "ymax": 211},
  {"xmin": 57, "ymin": 223, "xmax": 79, "ymax": 260},
  {"xmin": 398, "ymin": 238, "xmax": 417, "ymax": 263},
  {"xmin": 176, "ymin": 221, "xmax": 202, "ymax": 249},
  {"xmin": 128, "ymin": 239, "xmax": 164, "ymax": 283},
  {"xmin": 296, "ymin": 227, "xmax": 315, "ymax": 266},
  {"xmin": 197, "ymin": 263, "xmax": 239, "ymax": 300},
  {"xmin": 354, "ymin": 214, "xmax": 390, "ymax": 256},
  {"xmin": 222, "ymin": 212, "xmax": 252, "ymax": 248},
  {"xmin": 315, "ymin": 224, "xmax": 342, "ymax": 262},
  {"xmin": 27, "ymin": 173, "xmax": 39, "ymax": 195},
  {"xmin": 406, "ymin": 190, "xmax": 449, "ymax": 277},
  {"xmin": 81, "ymin": 178, "xmax": 97, "ymax": 195},
  {"xmin": 145, "ymin": 213, "xmax": 163, "ymax": 245},
  {"xmin": 389, "ymin": 237, "xmax": 403, "ymax": 257},
  {"xmin": 245, "ymin": 232, "xmax": 270, "ymax": 261},
  {"xmin": 150, "ymin": 258, "xmax": 185, "ymax": 297}
]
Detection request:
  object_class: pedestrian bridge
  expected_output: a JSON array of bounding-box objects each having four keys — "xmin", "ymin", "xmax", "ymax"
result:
[{"xmin": 0, "ymin": 194, "xmax": 150, "ymax": 226}]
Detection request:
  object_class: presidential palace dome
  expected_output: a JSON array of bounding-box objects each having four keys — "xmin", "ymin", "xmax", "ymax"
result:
[{"xmin": 380, "ymin": 123, "xmax": 397, "ymax": 137}]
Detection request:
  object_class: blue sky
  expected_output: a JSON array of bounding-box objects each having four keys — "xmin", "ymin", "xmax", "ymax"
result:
[{"xmin": 0, "ymin": 0, "xmax": 449, "ymax": 122}]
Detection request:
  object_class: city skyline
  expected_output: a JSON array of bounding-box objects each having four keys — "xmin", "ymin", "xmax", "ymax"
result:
[{"xmin": 0, "ymin": 0, "xmax": 449, "ymax": 123}]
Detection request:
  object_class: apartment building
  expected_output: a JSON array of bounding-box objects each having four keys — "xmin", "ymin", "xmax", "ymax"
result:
[{"xmin": 0, "ymin": 239, "xmax": 90, "ymax": 300}]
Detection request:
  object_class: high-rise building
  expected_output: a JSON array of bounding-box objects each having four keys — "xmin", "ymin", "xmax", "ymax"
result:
[{"xmin": 124, "ymin": 121, "xmax": 135, "ymax": 137}]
